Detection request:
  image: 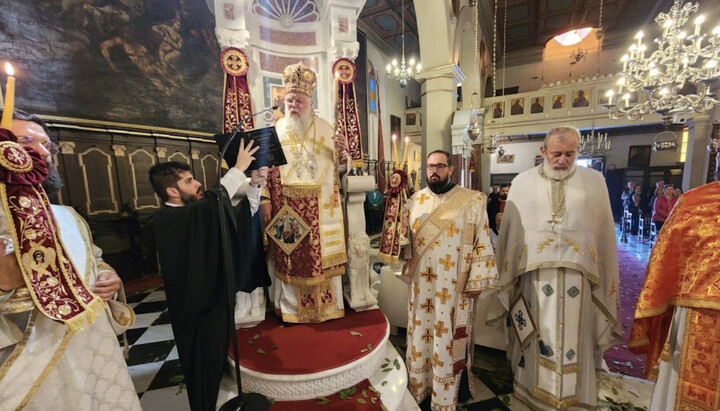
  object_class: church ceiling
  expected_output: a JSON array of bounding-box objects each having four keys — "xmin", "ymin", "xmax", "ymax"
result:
[
  {"xmin": 491, "ymin": 0, "xmax": 676, "ymax": 53},
  {"xmin": 359, "ymin": 0, "xmax": 680, "ymax": 57}
]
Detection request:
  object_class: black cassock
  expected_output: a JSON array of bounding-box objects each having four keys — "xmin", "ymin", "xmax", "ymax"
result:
[{"xmin": 151, "ymin": 187, "xmax": 270, "ymax": 411}]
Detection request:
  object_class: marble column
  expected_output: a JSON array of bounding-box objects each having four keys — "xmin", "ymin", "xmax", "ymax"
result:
[{"xmin": 682, "ymin": 113, "xmax": 714, "ymax": 190}]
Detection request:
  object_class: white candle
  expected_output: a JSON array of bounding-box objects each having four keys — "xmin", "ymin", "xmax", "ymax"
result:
[{"xmin": 0, "ymin": 63, "xmax": 15, "ymax": 130}]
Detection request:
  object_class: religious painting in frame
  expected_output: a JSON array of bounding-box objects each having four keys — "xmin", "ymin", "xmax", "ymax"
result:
[
  {"xmin": 510, "ymin": 98, "xmax": 524, "ymax": 115},
  {"xmin": 405, "ymin": 108, "xmax": 421, "ymax": 133},
  {"xmin": 264, "ymin": 205, "xmax": 311, "ymax": 255},
  {"xmin": 497, "ymin": 154, "xmax": 515, "ymax": 164},
  {"xmin": 2, "ymin": 0, "xmax": 225, "ymax": 132},
  {"xmin": 390, "ymin": 114, "xmax": 401, "ymax": 141},
  {"xmin": 552, "ymin": 94, "xmax": 565, "ymax": 109},
  {"xmin": 530, "ymin": 97, "xmax": 544, "ymax": 114},
  {"xmin": 492, "ymin": 101, "xmax": 504, "ymax": 118},
  {"xmin": 263, "ymin": 76, "xmax": 286, "ymax": 121},
  {"xmin": 627, "ymin": 145, "xmax": 651, "ymax": 167},
  {"xmin": 572, "ymin": 89, "xmax": 590, "ymax": 107}
]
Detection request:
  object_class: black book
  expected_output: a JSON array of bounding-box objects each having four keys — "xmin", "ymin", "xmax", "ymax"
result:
[{"xmin": 214, "ymin": 126, "xmax": 287, "ymax": 171}]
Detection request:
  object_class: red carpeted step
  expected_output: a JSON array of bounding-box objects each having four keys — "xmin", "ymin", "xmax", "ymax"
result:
[{"xmin": 231, "ymin": 308, "xmax": 388, "ymax": 375}]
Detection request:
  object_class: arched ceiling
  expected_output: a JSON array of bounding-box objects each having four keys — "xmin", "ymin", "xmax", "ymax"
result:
[
  {"xmin": 491, "ymin": 0, "xmax": 676, "ymax": 53},
  {"xmin": 358, "ymin": 0, "xmax": 685, "ymax": 58},
  {"xmin": 359, "ymin": 0, "xmax": 420, "ymax": 56}
]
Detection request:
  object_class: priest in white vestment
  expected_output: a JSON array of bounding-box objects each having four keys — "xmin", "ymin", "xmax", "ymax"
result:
[
  {"xmin": 399, "ymin": 150, "xmax": 498, "ymax": 411},
  {"xmin": 0, "ymin": 112, "xmax": 140, "ymax": 410},
  {"xmin": 489, "ymin": 126, "xmax": 620, "ymax": 410}
]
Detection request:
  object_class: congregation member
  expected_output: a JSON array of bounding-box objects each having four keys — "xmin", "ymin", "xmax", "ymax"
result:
[
  {"xmin": 0, "ymin": 109, "xmax": 140, "ymax": 410},
  {"xmin": 487, "ymin": 183, "xmax": 509, "ymax": 232},
  {"xmin": 651, "ymin": 184, "xmax": 677, "ymax": 233},
  {"xmin": 490, "ymin": 126, "xmax": 620, "ymax": 409},
  {"xmin": 149, "ymin": 145, "xmax": 268, "ymax": 410},
  {"xmin": 647, "ymin": 179, "xmax": 665, "ymax": 211},
  {"xmin": 489, "ymin": 211, "xmax": 503, "ymax": 251},
  {"xmin": 488, "ymin": 185, "xmax": 500, "ymax": 202},
  {"xmin": 260, "ymin": 63, "xmax": 349, "ymax": 324},
  {"xmin": 621, "ymin": 180, "xmax": 636, "ymax": 209},
  {"xmin": 629, "ymin": 152, "xmax": 720, "ymax": 410},
  {"xmin": 399, "ymin": 150, "xmax": 498, "ymax": 410}
]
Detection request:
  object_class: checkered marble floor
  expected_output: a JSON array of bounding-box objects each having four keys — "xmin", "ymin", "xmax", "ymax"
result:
[
  {"xmin": 123, "ymin": 287, "xmax": 532, "ymax": 410},
  {"xmin": 122, "ymin": 224, "xmax": 653, "ymax": 410}
]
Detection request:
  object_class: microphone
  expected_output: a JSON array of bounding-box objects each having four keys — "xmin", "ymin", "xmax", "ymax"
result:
[{"xmin": 217, "ymin": 106, "xmax": 279, "ymax": 183}]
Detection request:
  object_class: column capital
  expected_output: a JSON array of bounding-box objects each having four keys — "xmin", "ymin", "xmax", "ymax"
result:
[{"xmin": 415, "ymin": 63, "xmax": 465, "ymax": 85}]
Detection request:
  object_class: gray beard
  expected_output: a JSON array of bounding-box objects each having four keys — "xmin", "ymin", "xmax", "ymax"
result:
[
  {"xmin": 543, "ymin": 160, "xmax": 575, "ymax": 180},
  {"xmin": 285, "ymin": 112, "xmax": 313, "ymax": 137}
]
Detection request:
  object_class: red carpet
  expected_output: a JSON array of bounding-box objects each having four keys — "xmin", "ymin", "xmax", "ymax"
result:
[
  {"xmin": 123, "ymin": 274, "xmax": 163, "ymax": 294},
  {"xmin": 602, "ymin": 243, "xmax": 647, "ymax": 379},
  {"xmin": 269, "ymin": 379, "xmax": 383, "ymax": 410},
  {"xmin": 231, "ymin": 308, "xmax": 388, "ymax": 374}
]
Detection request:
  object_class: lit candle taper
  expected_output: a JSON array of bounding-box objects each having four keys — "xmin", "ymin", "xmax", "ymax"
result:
[
  {"xmin": 401, "ymin": 136, "xmax": 409, "ymax": 168},
  {"xmin": 391, "ymin": 134, "xmax": 399, "ymax": 165},
  {"xmin": 0, "ymin": 63, "xmax": 15, "ymax": 130}
]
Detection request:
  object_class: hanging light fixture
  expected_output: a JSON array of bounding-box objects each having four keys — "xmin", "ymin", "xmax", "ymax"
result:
[
  {"xmin": 385, "ymin": 0, "xmax": 421, "ymax": 88},
  {"xmin": 579, "ymin": 126, "xmax": 610, "ymax": 157},
  {"xmin": 604, "ymin": 0, "xmax": 720, "ymax": 123},
  {"xmin": 485, "ymin": 0, "xmax": 507, "ymax": 156}
]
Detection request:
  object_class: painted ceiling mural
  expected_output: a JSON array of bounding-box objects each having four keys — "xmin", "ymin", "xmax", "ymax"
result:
[{"xmin": 0, "ymin": 0, "xmax": 222, "ymax": 132}]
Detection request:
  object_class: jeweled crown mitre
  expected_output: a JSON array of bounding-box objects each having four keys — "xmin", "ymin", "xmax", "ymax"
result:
[{"xmin": 283, "ymin": 63, "xmax": 316, "ymax": 97}]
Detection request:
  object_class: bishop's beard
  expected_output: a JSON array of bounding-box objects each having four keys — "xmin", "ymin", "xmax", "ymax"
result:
[
  {"xmin": 285, "ymin": 110, "xmax": 313, "ymax": 137},
  {"xmin": 543, "ymin": 159, "xmax": 576, "ymax": 180}
]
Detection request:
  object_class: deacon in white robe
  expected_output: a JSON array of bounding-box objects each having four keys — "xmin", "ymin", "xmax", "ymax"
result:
[
  {"xmin": 489, "ymin": 126, "xmax": 620, "ymax": 410},
  {"xmin": 0, "ymin": 205, "xmax": 141, "ymax": 410},
  {"xmin": 399, "ymin": 150, "xmax": 498, "ymax": 411}
]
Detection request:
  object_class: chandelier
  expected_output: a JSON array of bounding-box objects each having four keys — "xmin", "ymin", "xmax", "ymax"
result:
[
  {"xmin": 385, "ymin": 0, "xmax": 421, "ymax": 88},
  {"xmin": 603, "ymin": 0, "xmax": 720, "ymax": 123},
  {"xmin": 579, "ymin": 126, "xmax": 610, "ymax": 157}
]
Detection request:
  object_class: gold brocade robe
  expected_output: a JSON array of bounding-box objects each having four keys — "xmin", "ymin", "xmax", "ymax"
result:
[
  {"xmin": 399, "ymin": 186, "xmax": 498, "ymax": 411},
  {"xmin": 265, "ymin": 115, "xmax": 347, "ymax": 323},
  {"xmin": 630, "ymin": 182, "xmax": 720, "ymax": 410}
]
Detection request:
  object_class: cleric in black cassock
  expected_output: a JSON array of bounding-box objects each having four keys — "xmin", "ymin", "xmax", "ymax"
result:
[{"xmin": 148, "ymin": 140, "xmax": 269, "ymax": 411}]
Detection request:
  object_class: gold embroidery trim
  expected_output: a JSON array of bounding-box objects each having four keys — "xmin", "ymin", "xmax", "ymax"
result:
[
  {"xmin": 536, "ymin": 238, "xmax": 554, "ymax": 253},
  {"xmin": 282, "ymin": 184, "xmax": 321, "ymax": 198},
  {"xmin": 0, "ymin": 141, "xmax": 33, "ymax": 173},
  {"xmin": 563, "ymin": 237, "xmax": 583, "ymax": 255},
  {"xmin": 0, "ymin": 311, "xmax": 37, "ymax": 382},
  {"xmin": 18, "ymin": 329, "xmax": 74, "ymax": 409}
]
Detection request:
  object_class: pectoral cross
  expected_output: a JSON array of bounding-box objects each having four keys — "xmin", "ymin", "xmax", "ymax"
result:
[{"xmin": 548, "ymin": 213, "xmax": 561, "ymax": 233}]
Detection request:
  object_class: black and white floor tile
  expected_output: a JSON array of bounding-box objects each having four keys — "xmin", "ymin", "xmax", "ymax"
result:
[{"xmin": 121, "ymin": 224, "xmax": 654, "ymax": 410}]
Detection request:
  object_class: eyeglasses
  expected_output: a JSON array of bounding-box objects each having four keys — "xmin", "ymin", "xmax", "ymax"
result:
[
  {"xmin": 16, "ymin": 136, "xmax": 59, "ymax": 156},
  {"xmin": 426, "ymin": 163, "xmax": 449, "ymax": 171}
]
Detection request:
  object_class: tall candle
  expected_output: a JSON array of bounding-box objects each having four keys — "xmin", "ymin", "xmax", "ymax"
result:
[
  {"xmin": 0, "ymin": 63, "xmax": 15, "ymax": 130},
  {"xmin": 401, "ymin": 136, "xmax": 409, "ymax": 167},
  {"xmin": 0, "ymin": 76, "xmax": 4, "ymax": 109},
  {"xmin": 391, "ymin": 134, "xmax": 399, "ymax": 165}
]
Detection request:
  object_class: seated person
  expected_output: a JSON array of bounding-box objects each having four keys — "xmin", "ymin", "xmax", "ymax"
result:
[{"xmin": 626, "ymin": 193, "xmax": 643, "ymax": 235}]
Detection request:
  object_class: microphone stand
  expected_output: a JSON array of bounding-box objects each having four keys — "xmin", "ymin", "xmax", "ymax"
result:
[{"xmin": 217, "ymin": 113, "xmax": 270, "ymax": 411}]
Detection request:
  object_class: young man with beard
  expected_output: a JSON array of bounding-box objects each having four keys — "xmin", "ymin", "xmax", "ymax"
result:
[
  {"xmin": 0, "ymin": 110, "xmax": 141, "ymax": 409},
  {"xmin": 399, "ymin": 150, "xmax": 498, "ymax": 410},
  {"xmin": 489, "ymin": 126, "xmax": 620, "ymax": 409},
  {"xmin": 259, "ymin": 63, "xmax": 348, "ymax": 324},
  {"xmin": 148, "ymin": 149, "xmax": 269, "ymax": 410},
  {"xmin": 487, "ymin": 183, "xmax": 509, "ymax": 232},
  {"xmin": 629, "ymin": 149, "xmax": 720, "ymax": 410}
]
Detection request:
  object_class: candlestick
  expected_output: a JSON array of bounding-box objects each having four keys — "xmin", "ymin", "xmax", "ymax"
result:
[{"xmin": 0, "ymin": 63, "xmax": 15, "ymax": 130}]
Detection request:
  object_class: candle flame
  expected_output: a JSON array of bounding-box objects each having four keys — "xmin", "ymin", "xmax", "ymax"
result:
[
  {"xmin": 404, "ymin": 136, "xmax": 409, "ymax": 143},
  {"xmin": 4, "ymin": 62, "xmax": 14, "ymax": 77}
]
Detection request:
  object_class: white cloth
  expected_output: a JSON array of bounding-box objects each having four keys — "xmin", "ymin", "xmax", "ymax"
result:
[
  {"xmin": 0, "ymin": 205, "xmax": 140, "ymax": 411},
  {"xmin": 647, "ymin": 307, "xmax": 684, "ymax": 411},
  {"xmin": 491, "ymin": 165, "xmax": 620, "ymax": 410}
]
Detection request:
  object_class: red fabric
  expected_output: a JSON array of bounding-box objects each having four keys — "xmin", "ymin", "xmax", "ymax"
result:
[
  {"xmin": 651, "ymin": 195, "xmax": 676, "ymax": 222},
  {"xmin": 499, "ymin": 201, "xmax": 506, "ymax": 213},
  {"xmin": 231, "ymin": 308, "xmax": 387, "ymax": 374},
  {"xmin": 0, "ymin": 129, "xmax": 48, "ymax": 185},
  {"xmin": 270, "ymin": 379, "xmax": 384, "ymax": 410},
  {"xmin": 223, "ymin": 74, "xmax": 254, "ymax": 133}
]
